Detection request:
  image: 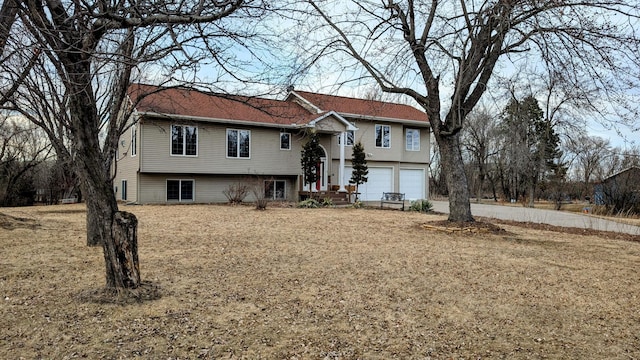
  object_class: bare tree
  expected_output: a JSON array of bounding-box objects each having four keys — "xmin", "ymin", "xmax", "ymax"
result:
[
  {"xmin": 566, "ymin": 134, "xmax": 610, "ymax": 198},
  {"xmin": 302, "ymin": 0, "xmax": 640, "ymax": 222},
  {"xmin": 2, "ymin": 0, "xmax": 272, "ymax": 294},
  {"xmin": 462, "ymin": 108, "xmax": 499, "ymax": 202},
  {"xmin": 0, "ymin": 117, "xmax": 52, "ymax": 206}
]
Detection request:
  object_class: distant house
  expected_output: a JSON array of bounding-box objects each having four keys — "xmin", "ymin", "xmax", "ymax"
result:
[
  {"xmin": 113, "ymin": 84, "xmax": 430, "ymax": 204},
  {"xmin": 594, "ymin": 166, "xmax": 640, "ymax": 212}
]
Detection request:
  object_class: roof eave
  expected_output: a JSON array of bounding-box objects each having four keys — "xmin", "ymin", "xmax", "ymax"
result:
[
  {"xmin": 138, "ymin": 111, "xmax": 306, "ymax": 129},
  {"xmin": 337, "ymin": 112, "xmax": 429, "ymax": 126}
]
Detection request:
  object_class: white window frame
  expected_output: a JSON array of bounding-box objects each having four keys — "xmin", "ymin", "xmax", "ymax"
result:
[
  {"xmin": 166, "ymin": 179, "xmax": 195, "ymax": 202},
  {"xmin": 130, "ymin": 126, "xmax": 137, "ymax": 157},
  {"xmin": 405, "ymin": 128, "xmax": 420, "ymax": 151},
  {"xmin": 375, "ymin": 124, "xmax": 391, "ymax": 149},
  {"xmin": 264, "ymin": 180, "xmax": 286, "ymax": 200},
  {"xmin": 226, "ymin": 129, "xmax": 251, "ymax": 159},
  {"xmin": 170, "ymin": 124, "xmax": 198, "ymax": 157},
  {"xmin": 280, "ymin": 132, "xmax": 291, "ymax": 150},
  {"xmin": 121, "ymin": 180, "xmax": 127, "ymax": 201},
  {"xmin": 338, "ymin": 130, "xmax": 355, "ymax": 146}
]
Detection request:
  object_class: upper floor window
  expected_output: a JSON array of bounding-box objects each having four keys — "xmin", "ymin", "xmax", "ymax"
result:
[
  {"xmin": 280, "ymin": 132, "xmax": 291, "ymax": 150},
  {"xmin": 171, "ymin": 125, "xmax": 197, "ymax": 156},
  {"xmin": 406, "ymin": 128, "xmax": 420, "ymax": 151},
  {"xmin": 131, "ymin": 126, "xmax": 137, "ymax": 156},
  {"xmin": 375, "ymin": 124, "xmax": 390, "ymax": 148},
  {"xmin": 227, "ymin": 129, "xmax": 250, "ymax": 158},
  {"xmin": 338, "ymin": 130, "xmax": 355, "ymax": 146}
]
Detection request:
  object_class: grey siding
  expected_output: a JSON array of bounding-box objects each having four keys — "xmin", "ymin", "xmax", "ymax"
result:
[
  {"xmin": 330, "ymin": 120, "xmax": 430, "ymax": 164},
  {"xmin": 139, "ymin": 119, "xmax": 304, "ymax": 175},
  {"xmin": 138, "ymin": 173, "xmax": 297, "ymax": 204},
  {"xmin": 114, "ymin": 121, "xmax": 140, "ymax": 203}
]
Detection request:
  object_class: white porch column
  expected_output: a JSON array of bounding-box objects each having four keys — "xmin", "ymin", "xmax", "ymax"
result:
[{"xmin": 338, "ymin": 132, "xmax": 347, "ymax": 192}]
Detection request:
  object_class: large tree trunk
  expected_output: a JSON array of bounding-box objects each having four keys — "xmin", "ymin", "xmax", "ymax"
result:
[
  {"xmin": 436, "ymin": 133, "xmax": 474, "ymax": 222},
  {"xmin": 69, "ymin": 71, "xmax": 141, "ymax": 289},
  {"xmin": 528, "ymin": 182, "xmax": 536, "ymax": 208},
  {"xmin": 86, "ymin": 201, "xmax": 102, "ymax": 246}
]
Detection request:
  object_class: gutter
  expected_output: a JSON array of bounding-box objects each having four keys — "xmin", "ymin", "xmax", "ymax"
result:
[{"xmin": 138, "ymin": 111, "xmax": 308, "ymax": 129}]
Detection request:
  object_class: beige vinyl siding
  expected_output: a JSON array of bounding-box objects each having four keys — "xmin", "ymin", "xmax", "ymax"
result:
[
  {"xmin": 138, "ymin": 174, "xmax": 297, "ymax": 204},
  {"xmin": 401, "ymin": 126, "xmax": 430, "ymax": 163},
  {"xmin": 114, "ymin": 122, "xmax": 140, "ymax": 202},
  {"xmin": 139, "ymin": 119, "xmax": 304, "ymax": 175},
  {"xmin": 331, "ymin": 120, "xmax": 430, "ymax": 163}
]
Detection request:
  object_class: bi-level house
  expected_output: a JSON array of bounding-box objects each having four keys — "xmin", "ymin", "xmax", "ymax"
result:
[{"xmin": 114, "ymin": 84, "xmax": 430, "ymax": 204}]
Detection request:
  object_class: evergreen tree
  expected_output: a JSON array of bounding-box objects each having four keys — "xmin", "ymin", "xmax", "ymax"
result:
[
  {"xmin": 301, "ymin": 132, "xmax": 323, "ymax": 192},
  {"xmin": 350, "ymin": 141, "xmax": 369, "ymax": 200},
  {"xmin": 499, "ymin": 95, "xmax": 563, "ymax": 207}
]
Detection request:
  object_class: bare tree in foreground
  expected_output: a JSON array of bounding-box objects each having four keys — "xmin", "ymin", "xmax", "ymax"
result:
[
  {"xmin": 303, "ymin": 0, "xmax": 640, "ymax": 222},
  {"xmin": 2, "ymin": 0, "xmax": 267, "ymax": 295}
]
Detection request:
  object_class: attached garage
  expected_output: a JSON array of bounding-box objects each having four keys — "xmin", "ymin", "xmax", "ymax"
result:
[
  {"xmin": 399, "ymin": 169, "xmax": 426, "ymax": 200},
  {"xmin": 345, "ymin": 166, "xmax": 393, "ymax": 201}
]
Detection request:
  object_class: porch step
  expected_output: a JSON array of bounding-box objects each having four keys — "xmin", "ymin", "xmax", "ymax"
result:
[{"xmin": 300, "ymin": 191, "xmax": 351, "ymax": 205}]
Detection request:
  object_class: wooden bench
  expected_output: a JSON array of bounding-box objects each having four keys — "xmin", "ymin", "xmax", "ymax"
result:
[{"xmin": 380, "ymin": 192, "xmax": 405, "ymax": 210}]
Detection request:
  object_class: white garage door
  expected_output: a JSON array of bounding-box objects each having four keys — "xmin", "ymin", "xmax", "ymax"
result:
[
  {"xmin": 400, "ymin": 169, "xmax": 425, "ymax": 200},
  {"xmin": 345, "ymin": 167, "xmax": 393, "ymax": 201}
]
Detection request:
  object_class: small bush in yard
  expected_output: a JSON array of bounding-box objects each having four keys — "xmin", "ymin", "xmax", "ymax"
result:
[
  {"xmin": 223, "ymin": 183, "xmax": 249, "ymax": 204},
  {"xmin": 409, "ymin": 199, "xmax": 433, "ymax": 213},
  {"xmin": 298, "ymin": 199, "xmax": 320, "ymax": 208},
  {"xmin": 321, "ymin": 197, "xmax": 334, "ymax": 207}
]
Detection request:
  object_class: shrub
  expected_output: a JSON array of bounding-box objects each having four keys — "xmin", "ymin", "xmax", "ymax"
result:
[
  {"xmin": 223, "ymin": 183, "xmax": 249, "ymax": 204},
  {"xmin": 409, "ymin": 199, "xmax": 433, "ymax": 213},
  {"xmin": 351, "ymin": 200, "xmax": 364, "ymax": 209},
  {"xmin": 255, "ymin": 198, "xmax": 268, "ymax": 211},
  {"xmin": 297, "ymin": 199, "xmax": 320, "ymax": 208},
  {"xmin": 321, "ymin": 197, "xmax": 334, "ymax": 207}
]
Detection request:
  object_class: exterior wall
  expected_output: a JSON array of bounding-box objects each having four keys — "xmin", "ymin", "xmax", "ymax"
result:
[
  {"xmin": 139, "ymin": 118, "xmax": 304, "ymax": 176},
  {"xmin": 114, "ymin": 121, "xmax": 140, "ymax": 203},
  {"xmin": 125, "ymin": 115, "xmax": 429, "ymax": 204},
  {"xmin": 138, "ymin": 173, "xmax": 298, "ymax": 204},
  {"xmin": 330, "ymin": 120, "xmax": 430, "ymax": 164}
]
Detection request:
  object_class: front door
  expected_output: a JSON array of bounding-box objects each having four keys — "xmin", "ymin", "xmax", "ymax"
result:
[{"xmin": 316, "ymin": 157, "xmax": 328, "ymax": 191}]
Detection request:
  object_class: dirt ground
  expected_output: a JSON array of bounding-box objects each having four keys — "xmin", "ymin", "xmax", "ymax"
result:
[{"xmin": 1, "ymin": 203, "xmax": 639, "ymax": 359}]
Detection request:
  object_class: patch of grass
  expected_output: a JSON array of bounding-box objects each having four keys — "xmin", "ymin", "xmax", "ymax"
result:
[{"xmin": 1, "ymin": 204, "xmax": 640, "ymax": 358}]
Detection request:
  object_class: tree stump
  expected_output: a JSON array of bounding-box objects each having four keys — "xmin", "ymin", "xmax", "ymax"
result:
[{"xmin": 111, "ymin": 211, "xmax": 140, "ymax": 288}]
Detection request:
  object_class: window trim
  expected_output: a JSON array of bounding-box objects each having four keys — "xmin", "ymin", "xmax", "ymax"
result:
[
  {"xmin": 375, "ymin": 124, "xmax": 391, "ymax": 149},
  {"xmin": 226, "ymin": 128, "xmax": 251, "ymax": 159},
  {"xmin": 130, "ymin": 125, "xmax": 137, "ymax": 157},
  {"xmin": 170, "ymin": 124, "xmax": 198, "ymax": 157},
  {"xmin": 166, "ymin": 179, "xmax": 195, "ymax": 202},
  {"xmin": 280, "ymin": 132, "xmax": 291, "ymax": 150},
  {"xmin": 264, "ymin": 179, "xmax": 286, "ymax": 200},
  {"xmin": 121, "ymin": 180, "xmax": 127, "ymax": 201},
  {"xmin": 405, "ymin": 128, "xmax": 420, "ymax": 151},
  {"xmin": 338, "ymin": 130, "xmax": 355, "ymax": 146}
]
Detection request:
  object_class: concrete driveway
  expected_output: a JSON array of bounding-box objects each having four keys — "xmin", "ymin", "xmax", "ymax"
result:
[{"xmin": 431, "ymin": 200, "xmax": 640, "ymax": 235}]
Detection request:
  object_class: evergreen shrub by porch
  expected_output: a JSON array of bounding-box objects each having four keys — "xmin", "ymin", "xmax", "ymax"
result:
[{"xmin": 409, "ymin": 199, "xmax": 433, "ymax": 213}]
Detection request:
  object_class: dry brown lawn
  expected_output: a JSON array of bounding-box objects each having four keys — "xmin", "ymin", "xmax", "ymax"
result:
[{"xmin": 1, "ymin": 203, "xmax": 639, "ymax": 359}]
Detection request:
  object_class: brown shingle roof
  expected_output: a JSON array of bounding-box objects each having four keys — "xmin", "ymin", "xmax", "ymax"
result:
[
  {"xmin": 129, "ymin": 84, "xmax": 315, "ymax": 126},
  {"xmin": 291, "ymin": 91, "xmax": 428, "ymax": 123},
  {"xmin": 128, "ymin": 84, "xmax": 428, "ymax": 126}
]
